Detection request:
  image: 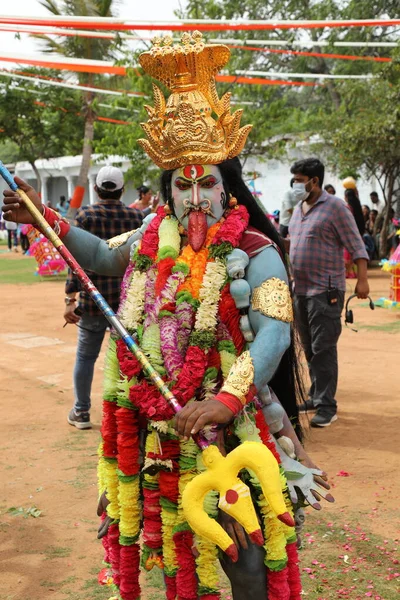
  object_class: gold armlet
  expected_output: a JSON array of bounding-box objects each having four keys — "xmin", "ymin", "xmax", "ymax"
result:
[
  {"xmin": 220, "ymin": 350, "xmax": 254, "ymax": 405},
  {"xmin": 107, "ymin": 229, "xmax": 138, "ymax": 249},
  {"xmin": 251, "ymin": 277, "xmax": 293, "ymax": 323}
]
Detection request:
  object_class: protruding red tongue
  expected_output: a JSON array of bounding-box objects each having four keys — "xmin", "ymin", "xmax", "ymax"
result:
[{"xmin": 188, "ymin": 210, "xmax": 208, "ymax": 252}]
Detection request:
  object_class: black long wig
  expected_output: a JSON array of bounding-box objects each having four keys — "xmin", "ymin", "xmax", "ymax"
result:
[
  {"xmin": 345, "ymin": 188, "xmax": 365, "ymax": 236},
  {"xmin": 160, "ymin": 157, "xmax": 304, "ymax": 436}
]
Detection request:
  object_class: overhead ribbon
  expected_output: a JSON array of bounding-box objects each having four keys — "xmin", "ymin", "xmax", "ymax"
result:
[{"xmin": 0, "ymin": 16, "xmax": 399, "ymax": 31}]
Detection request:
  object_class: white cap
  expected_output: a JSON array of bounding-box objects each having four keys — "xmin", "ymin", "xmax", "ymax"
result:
[{"xmin": 95, "ymin": 166, "xmax": 124, "ymax": 191}]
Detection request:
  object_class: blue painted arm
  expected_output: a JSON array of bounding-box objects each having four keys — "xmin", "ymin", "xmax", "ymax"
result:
[
  {"xmin": 246, "ymin": 246, "xmax": 291, "ymax": 391},
  {"xmin": 62, "ymin": 215, "xmax": 155, "ymax": 276}
]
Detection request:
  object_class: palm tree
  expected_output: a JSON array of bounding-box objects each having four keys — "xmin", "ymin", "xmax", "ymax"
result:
[{"xmin": 37, "ymin": 0, "xmax": 120, "ymax": 218}]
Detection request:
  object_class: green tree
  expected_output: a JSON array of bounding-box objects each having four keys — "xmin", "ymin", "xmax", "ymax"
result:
[
  {"xmin": 37, "ymin": 0, "xmax": 122, "ymax": 216},
  {"xmin": 322, "ymin": 53, "xmax": 400, "ymax": 257},
  {"xmin": 0, "ymin": 73, "xmax": 83, "ymax": 191}
]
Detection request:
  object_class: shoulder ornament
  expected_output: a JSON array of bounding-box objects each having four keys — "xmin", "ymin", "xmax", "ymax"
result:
[
  {"xmin": 251, "ymin": 277, "xmax": 293, "ymax": 323},
  {"xmin": 107, "ymin": 229, "xmax": 138, "ymax": 249}
]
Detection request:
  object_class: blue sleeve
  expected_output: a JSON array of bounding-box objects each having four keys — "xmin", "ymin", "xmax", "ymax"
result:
[{"xmin": 246, "ymin": 246, "xmax": 291, "ymax": 390}]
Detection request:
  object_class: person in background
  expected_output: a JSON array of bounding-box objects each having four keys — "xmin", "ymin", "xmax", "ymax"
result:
[
  {"xmin": 289, "ymin": 158, "xmax": 369, "ymax": 428},
  {"xmin": 129, "ymin": 185, "xmax": 153, "ymax": 216},
  {"xmin": 5, "ymin": 219, "xmax": 18, "ymax": 252},
  {"xmin": 279, "ymin": 178, "xmax": 295, "ymax": 238},
  {"xmin": 366, "ymin": 209, "xmax": 378, "ymax": 235},
  {"xmin": 370, "ymin": 191, "xmax": 385, "ymax": 214},
  {"xmin": 65, "ymin": 166, "xmax": 144, "ymax": 430},
  {"xmin": 56, "ymin": 195, "xmax": 69, "ymax": 217},
  {"xmin": 362, "ymin": 204, "xmax": 370, "ymax": 224},
  {"xmin": 324, "ymin": 184, "xmax": 336, "ymax": 196},
  {"xmin": 344, "ymin": 188, "xmax": 365, "ymax": 277},
  {"xmin": 361, "ymin": 205, "xmax": 376, "ymax": 261}
]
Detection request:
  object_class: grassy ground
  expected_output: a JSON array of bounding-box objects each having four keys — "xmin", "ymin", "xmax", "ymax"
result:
[{"xmin": 0, "ymin": 254, "xmax": 66, "ymax": 284}]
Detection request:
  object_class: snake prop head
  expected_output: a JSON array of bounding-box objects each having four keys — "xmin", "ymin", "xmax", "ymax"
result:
[{"xmin": 182, "ymin": 441, "xmax": 294, "ymax": 561}]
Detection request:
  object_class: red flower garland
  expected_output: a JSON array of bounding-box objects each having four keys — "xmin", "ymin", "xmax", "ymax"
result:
[
  {"xmin": 108, "ymin": 522, "xmax": 121, "ymax": 587},
  {"xmin": 116, "ymin": 339, "xmax": 142, "ymax": 379},
  {"xmin": 267, "ymin": 567, "xmax": 291, "ymax": 600},
  {"xmin": 219, "ymin": 285, "xmax": 245, "ymax": 354},
  {"xmin": 116, "ymin": 407, "xmax": 140, "ymax": 476},
  {"xmin": 155, "ymin": 257, "xmax": 176, "ymax": 296},
  {"xmin": 119, "ymin": 544, "xmax": 141, "ymax": 600},
  {"xmin": 211, "ymin": 204, "xmax": 249, "ymax": 247},
  {"xmin": 129, "ymin": 345, "xmax": 208, "ymax": 420},
  {"xmin": 174, "ymin": 530, "xmax": 198, "ymax": 599},
  {"xmin": 165, "ymin": 574, "xmax": 177, "ymax": 600},
  {"xmin": 159, "ymin": 470, "xmax": 180, "ymax": 504},
  {"xmin": 143, "ymin": 487, "xmax": 163, "ymax": 550},
  {"xmin": 255, "ymin": 408, "xmax": 281, "ymax": 464},
  {"xmin": 101, "ymin": 400, "xmax": 119, "ymax": 459},
  {"xmin": 286, "ymin": 542, "xmax": 302, "ymax": 600},
  {"xmin": 138, "ymin": 207, "xmax": 165, "ymax": 260}
]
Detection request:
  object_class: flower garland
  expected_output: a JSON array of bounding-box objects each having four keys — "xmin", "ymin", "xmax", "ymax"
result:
[{"xmin": 98, "ymin": 200, "xmax": 301, "ymax": 599}]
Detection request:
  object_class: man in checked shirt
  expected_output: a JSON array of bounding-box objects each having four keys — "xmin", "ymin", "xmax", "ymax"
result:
[
  {"xmin": 64, "ymin": 167, "xmax": 144, "ymax": 429},
  {"xmin": 289, "ymin": 158, "xmax": 369, "ymax": 428}
]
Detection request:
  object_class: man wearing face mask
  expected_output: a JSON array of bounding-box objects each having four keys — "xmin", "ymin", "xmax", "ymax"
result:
[{"xmin": 289, "ymin": 158, "xmax": 369, "ymax": 428}]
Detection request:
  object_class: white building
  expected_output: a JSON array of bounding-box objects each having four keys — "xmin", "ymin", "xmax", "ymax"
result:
[{"xmin": 0, "ymin": 152, "xmax": 379, "ymax": 214}]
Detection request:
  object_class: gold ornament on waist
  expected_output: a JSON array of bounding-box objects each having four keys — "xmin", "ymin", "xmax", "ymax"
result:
[
  {"xmin": 251, "ymin": 278, "xmax": 293, "ymax": 323},
  {"xmin": 138, "ymin": 31, "xmax": 252, "ymax": 170},
  {"xmin": 107, "ymin": 229, "xmax": 138, "ymax": 249},
  {"xmin": 221, "ymin": 350, "xmax": 254, "ymax": 405}
]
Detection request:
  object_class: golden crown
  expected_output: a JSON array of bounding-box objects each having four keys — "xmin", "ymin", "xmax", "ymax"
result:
[{"xmin": 138, "ymin": 31, "xmax": 252, "ymax": 170}]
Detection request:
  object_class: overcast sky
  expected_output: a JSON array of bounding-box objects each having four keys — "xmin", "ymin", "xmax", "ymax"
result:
[{"xmin": 0, "ymin": 0, "xmax": 186, "ymax": 61}]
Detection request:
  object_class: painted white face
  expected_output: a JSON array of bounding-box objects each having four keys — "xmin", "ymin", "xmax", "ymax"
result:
[{"xmin": 171, "ymin": 164, "xmax": 226, "ymax": 230}]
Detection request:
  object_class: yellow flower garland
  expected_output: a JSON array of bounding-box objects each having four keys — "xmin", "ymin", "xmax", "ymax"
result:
[{"xmin": 118, "ymin": 477, "xmax": 141, "ymax": 539}]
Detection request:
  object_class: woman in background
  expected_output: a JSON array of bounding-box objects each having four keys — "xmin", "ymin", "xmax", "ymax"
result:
[{"xmin": 344, "ymin": 188, "xmax": 366, "ymax": 276}]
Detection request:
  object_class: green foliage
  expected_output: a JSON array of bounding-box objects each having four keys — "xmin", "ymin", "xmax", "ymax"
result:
[{"xmin": 0, "ymin": 70, "xmax": 83, "ymax": 167}]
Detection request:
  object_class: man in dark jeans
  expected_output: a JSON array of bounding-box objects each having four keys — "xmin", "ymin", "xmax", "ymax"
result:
[
  {"xmin": 64, "ymin": 166, "xmax": 144, "ymax": 429},
  {"xmin": 289, "ymin": 158, "xmax": 369, "ymax": 427}
]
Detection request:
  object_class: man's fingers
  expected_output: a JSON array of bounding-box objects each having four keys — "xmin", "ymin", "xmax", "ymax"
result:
[
  {"xmin": 14, "ymin": 176, "xmax": 32, "ymax": 192},
  {"xmin": 174, "ymin": 406, "xmax": 199, "ymax": 439},
  {"xmin": 226, "ymin": 523, "xmax": 239, "ymax": 550},
  {"xmin": 190, "ymin": 411, "xmax": 213, "ymax": 436},
  {"xmin": 233, "ymin": 522, "xmax": 248, "ymax": 550}
]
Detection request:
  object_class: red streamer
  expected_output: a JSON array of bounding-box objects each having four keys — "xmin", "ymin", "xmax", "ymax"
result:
[
  {"xmin": 216, "ymin": 74, "xmax": 316, "ymax": 86},
  {"xmin": 228, "ymin": 44, "xmax": 392, "ymax": 63},
  {"xmin": 0, "ymin": 17, "xmax": 399, "ymax": 30}
]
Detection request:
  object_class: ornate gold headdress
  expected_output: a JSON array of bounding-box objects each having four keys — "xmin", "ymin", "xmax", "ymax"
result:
[{"xmin": 138, "ymin": 31, "xmax": 252, "ymax": 170}]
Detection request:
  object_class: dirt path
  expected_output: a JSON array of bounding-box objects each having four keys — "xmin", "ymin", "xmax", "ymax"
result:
[{"xmin": 0, "ymin": 258, "xmax": 398, "ymax": 600}]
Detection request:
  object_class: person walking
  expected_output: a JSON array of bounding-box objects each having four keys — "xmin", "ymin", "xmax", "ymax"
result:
[
  {"xmin": 5, "ymin": 219, "xmax": 18, "ymax": 251},
  {"xmin": 65, "ymin": 166, "xmax": 144, "ymax": 429},
  {"xmin": 289, "ymin": 158, "xmax": 369, "ymax": 427}
]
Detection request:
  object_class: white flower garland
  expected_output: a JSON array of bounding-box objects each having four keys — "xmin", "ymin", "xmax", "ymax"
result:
[
  {"xmin": 194, "ymin": 259, "xmax": 227, "ymax": 332},
  {"xmin": 119, "ymin": 270, "xmax": 147, "ymax": 330}
]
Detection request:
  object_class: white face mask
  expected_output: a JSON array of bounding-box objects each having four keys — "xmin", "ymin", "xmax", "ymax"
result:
[{"xmin": 292, "ymin": 182, "xmax": 311, "ymax": 202}]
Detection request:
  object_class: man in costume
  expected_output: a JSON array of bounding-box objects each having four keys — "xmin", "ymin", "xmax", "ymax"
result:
[{"xmin": 2, "ymin": 33, "xmax": 333, "ymax": 600}]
